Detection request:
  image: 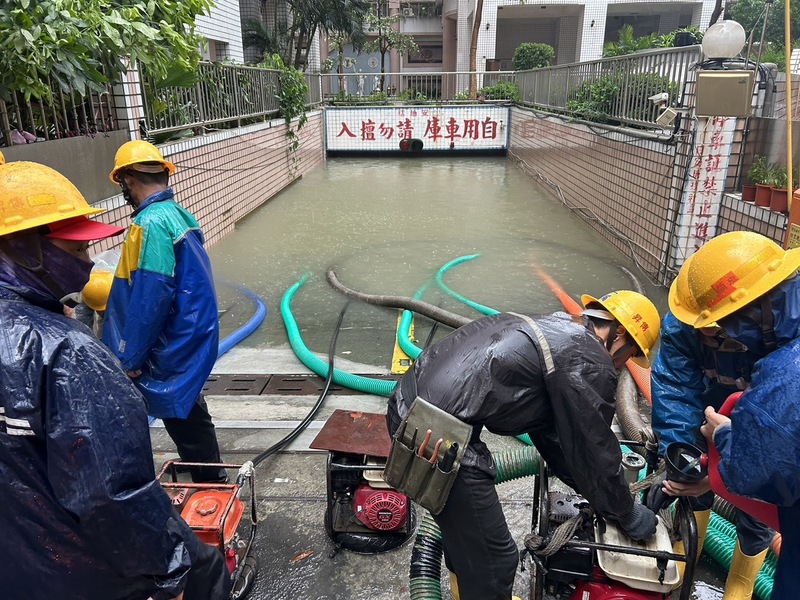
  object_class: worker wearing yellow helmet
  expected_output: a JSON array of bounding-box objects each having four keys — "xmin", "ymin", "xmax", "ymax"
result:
[
  {"xmin": 103, "ymin": 139, "xmax": 227, "ymax": 485},
  {"xmin": 0, "ymin": 160, "xmax": 231, "ymax": 599},
  {"xmin": 385, "ymin": 289, "xmax": 660, "ymax": 600},
  {"xmin": 651, "ymin": 231, "xmax": 800, "ymax": 600}
]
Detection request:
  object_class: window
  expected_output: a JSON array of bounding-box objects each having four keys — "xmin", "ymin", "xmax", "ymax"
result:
[{"xmin": 407, "ymin": 45, "xmax": 443, "ymax": 65}]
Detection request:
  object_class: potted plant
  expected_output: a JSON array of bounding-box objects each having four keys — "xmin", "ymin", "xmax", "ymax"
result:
[
  {"xmin": 742, "ymin": 156, "xmax": 767, "ymax": 202},
  {"xmin": 749, "ymin": 156, "xmax": 772, "ymax": 206},
  {"xmin": 769, "ymin": 165, "xmax": 791, "ymax": 213}
]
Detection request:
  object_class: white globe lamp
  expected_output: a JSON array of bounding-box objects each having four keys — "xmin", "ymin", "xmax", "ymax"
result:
[{"xmin": 702, "ymin": 20, "xmax": 746, "ymax": 59}]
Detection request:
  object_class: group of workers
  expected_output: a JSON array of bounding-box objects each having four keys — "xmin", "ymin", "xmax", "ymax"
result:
[
  {"xmin": 0, "ymin": 144, "xmax": 230, "ymax": 599},
  {"xmin": 0, "ymin": 141, "xmax": 797, "ymax": 600}
]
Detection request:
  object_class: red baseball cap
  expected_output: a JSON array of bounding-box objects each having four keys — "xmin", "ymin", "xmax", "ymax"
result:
[{"xmin": 45, "ymin": 216, "xmax": 125, "ymax": 241}]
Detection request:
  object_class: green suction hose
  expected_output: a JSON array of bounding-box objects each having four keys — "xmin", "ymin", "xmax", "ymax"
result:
[
  {"xmin": 281, "ymin": 275, "xmax": 397, "ymax": 396},
  {"xmin": 434, "ymin": 254, "xmax": 498, "ymax": 317},
  {"xmin": 705, "ymin": 513, "xmax": 774, "ymax": 600},
  {"xmin": 409, "ymin": 445, "xmax": 541, "ymax": 600}
]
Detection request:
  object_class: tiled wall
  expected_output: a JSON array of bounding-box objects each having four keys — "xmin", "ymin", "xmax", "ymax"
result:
[
  {"xmin": 92, "ymin": 113, "xmax": 324, "ymax": 253},
  {"xmin": 719, "ymin": 194, "xmax": 787, "ymax": 245},
  {"xmin": 508, "ymin": 106, "xmax": 683, "ymax": 281}
]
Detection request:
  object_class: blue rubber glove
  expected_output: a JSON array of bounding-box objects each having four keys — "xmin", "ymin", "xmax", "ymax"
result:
[{"xmin": 618, "ymin": 503, "xmax": 658, "ymax": 541}]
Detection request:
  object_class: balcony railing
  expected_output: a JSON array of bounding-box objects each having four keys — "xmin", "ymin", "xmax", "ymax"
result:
[
  {"xmin": 0, "ymin": 81, "xmax": 119, "ymax": 148},
  {"xmin": 516, "ymin": 46, "xmax": 703, "ymax": 128},
  {"xmin": 319, "ymin": 71, "xmax": 517, "ymax": 102}
]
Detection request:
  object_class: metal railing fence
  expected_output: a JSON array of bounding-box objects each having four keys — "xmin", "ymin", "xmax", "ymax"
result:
[
  {"xmin": 516, "ymin": 46, "xmax": 703, "ymax": 128},
  {"xmin": 319, "ymin": 71, "xmax": 517, "ymax": 102},
  {"xmin": 141, "ymin": 62, "xmax": 282, "ymax": 138},
  {"xmin": 0, "ymin": 81, "xmax": 119, "ymax": 148}
]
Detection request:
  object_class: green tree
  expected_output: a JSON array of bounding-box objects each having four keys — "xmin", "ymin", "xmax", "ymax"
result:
[
  {"xmin": 0, "ymin": 0, "xmax": 212, "ymax": 101},
  {"xmin": 287, "ymin": 0, "xmax": 371, "ymax": 70},
  {"xmin": 729, "ymin": 0, "xmax": 800, "ymax": 48},
  {"xmin": 364, "ymin": 1, "xmax": 418, "ymax": 92},
  {"xmin": 512, "ymin": 43, "xmax": 555, "ymax": 70},
  {"xmin": 602, "ymin": 24, "xmax": 656, "ymax": 57}
]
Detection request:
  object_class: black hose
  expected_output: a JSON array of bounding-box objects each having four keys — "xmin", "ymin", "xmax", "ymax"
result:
[{"xmin": 251, "ymin": 300, "xmax": 350, "ymax": 467}]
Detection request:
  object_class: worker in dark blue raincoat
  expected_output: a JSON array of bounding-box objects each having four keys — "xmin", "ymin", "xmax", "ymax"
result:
[
  {"xmin": 387, "ymin": 290, "xmax": 661, "ymax": 600},
  {"xmin": 651, "ymin": 231, "xmax": 800, "ymax": 600},
  {"xmin": 0, "ymin": 161, "xmax": 231, "ymax": 600},
  {"xmin": 103, "ymin": 140, "xmax": 225, "ymax": 484}
]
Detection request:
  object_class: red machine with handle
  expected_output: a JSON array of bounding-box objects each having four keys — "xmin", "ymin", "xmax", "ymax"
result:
[{"xmin": 704, "ymin": 392, "xmax": 781, "ymax": 532}]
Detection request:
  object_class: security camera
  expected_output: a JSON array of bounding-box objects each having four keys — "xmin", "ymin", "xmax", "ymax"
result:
[{"xmin": 648, "ymin": 92, "xmax": 670, "ymax": 107}]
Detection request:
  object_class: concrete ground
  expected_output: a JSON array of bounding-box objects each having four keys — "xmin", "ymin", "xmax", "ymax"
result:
[{"xmin": 150, "ymin": 348, "xmax": 726, "ymax": 600}]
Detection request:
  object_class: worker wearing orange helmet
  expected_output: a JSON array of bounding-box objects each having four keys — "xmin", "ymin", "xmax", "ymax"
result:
[
  {"xmin": 0, "ymin": 161, "xmax": 231, "ymax": 599},
  {"xmin": 386, "ymin": 290, "xmax": 661, "ymax": 600},
  {"xmin": 651, "ymin": 231, "xmax": 800, "ymax": 600}
]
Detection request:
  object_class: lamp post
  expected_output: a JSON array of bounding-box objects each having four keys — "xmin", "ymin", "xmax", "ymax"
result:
[{"xmin": 701, "ymin": 20, "xmax": 746, "ymax": 63}]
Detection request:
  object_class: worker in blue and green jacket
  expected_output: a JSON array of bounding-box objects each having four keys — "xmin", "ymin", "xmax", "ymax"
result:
[{"xmin": 104, "ymin": 140, "xmax": 225, "ymax": 484}]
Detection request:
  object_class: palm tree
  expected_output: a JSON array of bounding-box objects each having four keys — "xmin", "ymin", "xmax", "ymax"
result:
[{"xmin": 602, "ymin": 24, "xmax": 656, "ymax": 57}]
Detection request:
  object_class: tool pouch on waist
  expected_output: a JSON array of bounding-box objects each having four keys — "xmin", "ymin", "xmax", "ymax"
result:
[{"xmin": 383, "ymin": 396, "xmax": 472, "ymax": 515}]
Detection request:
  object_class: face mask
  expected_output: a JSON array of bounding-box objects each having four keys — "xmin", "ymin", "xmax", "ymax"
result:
[
  {"xmin": 0, "ymin": 235, "xmax": 93, "ymax": 301},
  {"xmin": 41, "ymin": 238, "xmax": 95, "ymax": 300}
]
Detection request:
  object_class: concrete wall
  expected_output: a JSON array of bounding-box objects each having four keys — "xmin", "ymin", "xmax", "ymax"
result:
[
  {"xmin": 91, "ymin": 113, "xmax": 325, "ymax": 253},
  {"xmin": 1, "ymin": 130, "xmax": 129, "ymax": 204}
]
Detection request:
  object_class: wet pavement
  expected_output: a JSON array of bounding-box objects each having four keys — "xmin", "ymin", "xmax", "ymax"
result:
[{"xmin": 150, "ymin": 349, "xmax": 729, "ymax": 600}]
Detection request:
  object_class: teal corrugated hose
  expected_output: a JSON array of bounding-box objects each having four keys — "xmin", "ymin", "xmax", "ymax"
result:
[{"xmin": 281, "ymin": 275, "xmax": 397, "ymax": 396}]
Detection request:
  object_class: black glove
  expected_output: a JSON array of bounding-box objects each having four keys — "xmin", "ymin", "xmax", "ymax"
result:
[
  {"xmin": 644, "ymin": 478, "xmax": 677, "ymax": 513},
  {"xmin": 618, "ymin": 503, "xmax": 658, "ymax": 541}
]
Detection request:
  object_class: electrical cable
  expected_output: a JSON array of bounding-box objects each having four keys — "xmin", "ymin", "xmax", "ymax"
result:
[{"xmin": 251, "ymin": 299, "xmax": 350, "ymax": 467}]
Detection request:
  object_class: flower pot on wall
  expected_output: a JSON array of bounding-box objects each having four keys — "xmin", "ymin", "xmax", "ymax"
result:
[
  {"xmin": 742, "ymin": 184, "xmax": 757, "ymax": 202},
  {"xmin": 755, "ymin": 183, "xmax": 773, "ymax": 207},
  {"xmin": 770, "ymin": 187, "xmax": 789, "ymax": 213}
]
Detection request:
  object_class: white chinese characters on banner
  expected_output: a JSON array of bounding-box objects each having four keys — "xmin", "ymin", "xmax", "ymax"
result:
[
  {"xmin": 325, "ymin": 106, "xmax": 509, "ymax": 151},
  {"xmin": 673, "ymin": 116, "xmax": 737, "ymax": 264}
]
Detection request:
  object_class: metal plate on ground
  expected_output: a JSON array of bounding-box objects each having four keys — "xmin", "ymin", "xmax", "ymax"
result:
[{"xmin": 262, "ymin": 374, "xmax": 397, "ymax": 396}]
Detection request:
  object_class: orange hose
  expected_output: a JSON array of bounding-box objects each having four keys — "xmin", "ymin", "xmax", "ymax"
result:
[
  {"xmin": 531, "ymin": 263, "xmax": 652, "ymax": 404},
  {"xmin": 771, "ymin": 532, "xmax": 782, "ymax": 557},
  {"xmin": 531, "ymin": 264, "xmax": 583, "ymax": 316}
]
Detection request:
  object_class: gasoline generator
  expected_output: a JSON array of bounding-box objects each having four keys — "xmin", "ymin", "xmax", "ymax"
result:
[
  {"xmin": 528, "ymin": 461, "xmax": 698, "ymax": 600},
  {"xmin": 158, "ymin": 460, "xmax": 259, "ymax": 599},
  {"xmin": 310, "ymin": 409, "xmax": 416, "ymax": 554}
]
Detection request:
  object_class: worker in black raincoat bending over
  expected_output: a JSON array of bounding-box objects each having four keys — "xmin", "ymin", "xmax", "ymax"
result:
[
  {"xmin": 387, "ymin": 290, "xmax": 661, "ymax": 600},
  {"xmin": 0, "ymin": 161, "xmax": 231, "ymax": 600}
]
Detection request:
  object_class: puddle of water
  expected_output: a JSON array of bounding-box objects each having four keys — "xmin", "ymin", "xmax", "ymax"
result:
[{"xmin": 210, "ymin": 156, "xmax": 668, "ymax": 367}]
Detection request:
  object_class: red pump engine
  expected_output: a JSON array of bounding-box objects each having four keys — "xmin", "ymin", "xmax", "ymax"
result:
[
  {"xmin": 353, "ymin": 485, "xmax": 408, "ymax": 531},
  {"xmin": 570, "ymin": 569, "xmax": 669, "ymax": 600}
]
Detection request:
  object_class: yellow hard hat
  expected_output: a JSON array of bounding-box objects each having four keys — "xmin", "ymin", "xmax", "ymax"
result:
[
  {"xmin": 0, "ymin": 149, "xmax": 5, "ymax": 165},
  {"xmin": 667, "ymin": 253, "xmax": 702, "ymax": 325},
  {"xmin": 109, "ymin": 140, "xmax": 176, "ymax": 183},
  {"xmin": 0, "ymin": 161, "xmax": 104, "ymax": 237},
  {"xmin": 581, "ymin": 290, "xmax": 661, "ymax": 368},
  {"xmin": 678, "ymin": 231, "xmax": 800, "ymax": 329},
  {"xmin": 82, "ymin": 271, "xmax": 114, "ymax": 311}
]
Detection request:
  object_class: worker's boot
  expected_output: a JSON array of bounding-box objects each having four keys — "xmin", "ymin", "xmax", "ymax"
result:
[
  {"xmin": 449, "ymin": 570, "xmax": 520, "ymax": 600},
  {"xmin": 673, "ymin": 509, "xmax": 711, "ymax": 585},
  {"xmin": 449, "ymin": 571, "xmax": 460, "ymax": 600},
  {"xmin": 722, "ymin": 541, "xmax": 768, "ymax": 600}
]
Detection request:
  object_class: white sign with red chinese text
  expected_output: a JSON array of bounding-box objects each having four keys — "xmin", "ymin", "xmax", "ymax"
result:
[
  {"xmin": 672, "ymin": 116, "xmax": 737, "ymax": 266},
  {"xmin": 325, "ymin": 106, "xmax": 510, "ymax": 151}
]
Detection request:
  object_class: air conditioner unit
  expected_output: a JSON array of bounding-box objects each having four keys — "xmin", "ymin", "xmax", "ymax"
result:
[{"xmin": 402, "ymin": 8, "xmax": 415, "ymax": 17}]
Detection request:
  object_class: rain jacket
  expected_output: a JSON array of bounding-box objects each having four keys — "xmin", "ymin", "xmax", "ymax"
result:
[
  {"xmin": 0, "ymin": 280, "xmax": 228, "ymax": 599},
  {"xmin": 103, "ymin": 189, "xmax": 219, "ymax": 419},
  {"xmin": 389, "ymin": 311, "xmax": 633, "ymax": 522},
  {"xmin": 652, "ymin": 276, "xmax": 800, "ymax": 455},
  {"xmin": 712, "ymin": 341, "xmax": 800, "ymax": 599}
]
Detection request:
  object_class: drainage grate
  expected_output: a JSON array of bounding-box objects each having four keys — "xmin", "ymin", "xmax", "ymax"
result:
[
  {"xmin": 203, "ymin": 375, "xmax": 271, "ymax": 395},
  {"xmin": 204, "ymin": 374, "xmax": 398, "ymax": 396}
]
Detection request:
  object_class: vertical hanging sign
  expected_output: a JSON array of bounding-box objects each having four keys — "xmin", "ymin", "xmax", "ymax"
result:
[{"xmin": 672, "ymin": 116, "xmax": 737, "ymax": 264}]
